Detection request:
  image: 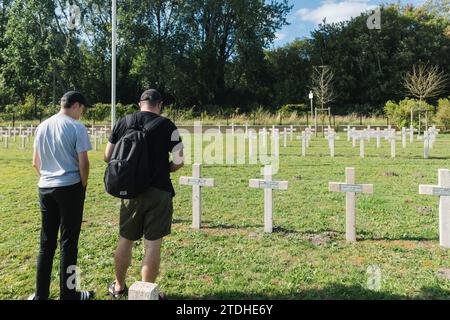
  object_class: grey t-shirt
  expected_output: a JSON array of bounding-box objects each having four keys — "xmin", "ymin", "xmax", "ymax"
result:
[{"xmin": 34, "ymin": 113, "xmax": 92, "ymax": 188}]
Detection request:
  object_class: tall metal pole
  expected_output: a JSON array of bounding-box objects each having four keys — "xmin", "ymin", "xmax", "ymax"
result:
[{"xmin": 111, "ymin": 0, "xmax": 117, "ymax": 130}]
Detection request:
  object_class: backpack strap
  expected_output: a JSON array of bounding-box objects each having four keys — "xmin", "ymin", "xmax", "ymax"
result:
[
  {"xmin": 143, "ymin": 116, "xmax": 166, "ymax": 133},
  {"xmin": 125, "ymin": 113, "xmax": 138, "ymax": 130}
]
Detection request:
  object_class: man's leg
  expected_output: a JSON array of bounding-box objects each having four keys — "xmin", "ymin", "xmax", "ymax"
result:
[
  {"xmin": 35, "ymin": 189, "xmax": 60, "ymax": 300},
  {"xmin": 114, "ymin": 237, "xmax": 133, "ymax": 291},
  {"xmin": 57, "ymin": 183, "xmax": 84, "ymax": 300},
  {"xmin": 142, "ymin": 238, "xmax": 163, "ymax": 283}
]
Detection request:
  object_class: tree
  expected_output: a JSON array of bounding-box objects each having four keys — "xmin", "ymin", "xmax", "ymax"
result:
[
  {"xmin": 311, "ymin": 65, "xmax": 337, "ymax": 111},
  {"xmin": 403, "ymin": 64, "xmax": 448, "ymax": 103}
]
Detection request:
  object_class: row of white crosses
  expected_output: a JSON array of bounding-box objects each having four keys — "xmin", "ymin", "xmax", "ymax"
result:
[
  {"xmin": 179, "ymin": 164, "xmax": 450, "ymax": 248},
  {"xmin": 347, "ymin": 127, "xmax": 414, "ymax": 159},
  {"xmin": 0, "ymin": 126, "xmax": 35, "ymax": 149},
  {"xmin": 88, "ymin": 126, "xmax": 109, "ymax": 151},
  {"xmin": 180, "ymin": 164, "xmax": 288, "ymax": 233}
]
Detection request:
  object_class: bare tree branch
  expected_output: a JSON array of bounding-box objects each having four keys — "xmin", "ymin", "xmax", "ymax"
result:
[
  {"xmin": 311, "ymin": 65, "xmax": 337, "ymax": 110},
  {"xmin": 403, "ymin": 63, "xmax": 448, "ymax": 102}
]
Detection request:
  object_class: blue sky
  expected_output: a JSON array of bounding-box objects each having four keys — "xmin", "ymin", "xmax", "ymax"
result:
[{"xmin": 272, "ymin": 0, "xmax": 428, "ymax": 47}]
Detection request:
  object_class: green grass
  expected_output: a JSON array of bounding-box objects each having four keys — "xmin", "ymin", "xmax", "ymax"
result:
[{"xmin": 0, "ymin": 132, "xmax": 450, "ymax": 300}]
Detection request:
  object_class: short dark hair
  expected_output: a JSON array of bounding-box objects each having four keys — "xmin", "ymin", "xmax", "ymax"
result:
[
  {"xmin": 61, "ymin": 91, "xmax": 90, "ymax": 109},
  {"xmin": 140, "ymin": 89, "xmax": 162, "ymax": 106}
]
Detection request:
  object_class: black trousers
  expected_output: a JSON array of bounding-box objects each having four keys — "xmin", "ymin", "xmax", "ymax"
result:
[{"xmin": 36, "ymin": 182, "xmax": 86, "ymax": 300}]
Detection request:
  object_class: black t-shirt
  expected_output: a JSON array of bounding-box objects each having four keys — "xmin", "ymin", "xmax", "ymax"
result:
[{"xmin": 109, "ymin": 111, "xmax": 183, "ymax": 197}]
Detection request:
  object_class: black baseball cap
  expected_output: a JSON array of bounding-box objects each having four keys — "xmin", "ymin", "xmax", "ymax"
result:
[
  {"xmin": 61, "ymin": 91, "xmax": 91, "ymax": 108},
  {"xmin": 140, "ymin": 89, "xmax": 162, "ymax": 104}
]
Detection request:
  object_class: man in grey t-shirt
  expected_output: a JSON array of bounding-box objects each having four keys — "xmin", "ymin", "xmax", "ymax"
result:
[{"xmin": 30, "ymin": 91, "xmax": 94, "ymax": 300}]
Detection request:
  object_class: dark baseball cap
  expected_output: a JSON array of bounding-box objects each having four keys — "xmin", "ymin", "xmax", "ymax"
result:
[
  {"xmin": 61, "ymin": 91, "xmax": 91, "ymax": 108},
  {"xmin": 140, "ymin": 89, "xmax": 162, "ymax": 103}
]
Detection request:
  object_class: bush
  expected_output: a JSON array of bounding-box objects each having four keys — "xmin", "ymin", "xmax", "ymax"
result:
[
  {"xmin": 384, "ymin": 98, "xmax": 434, "ymax": 128},
  {"xmin": 83, "ymin": 103, "xmax": 138, "ymax": 123},
  {"xmin": 436, "ymin": 98, "xmax": 450, "ymax": 131},
  {"xmin": 279, "ymin": 104, "xmax": 308, "ymax": 115}
]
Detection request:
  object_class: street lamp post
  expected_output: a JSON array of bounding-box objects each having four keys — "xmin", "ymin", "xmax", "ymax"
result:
[
  {"xmin": 309, "ymin": 91, "xmax": 316, "ymax": 136},
  {"xmin": 111, "ymin": 0, "xmax": 117, "ymax": 130}
]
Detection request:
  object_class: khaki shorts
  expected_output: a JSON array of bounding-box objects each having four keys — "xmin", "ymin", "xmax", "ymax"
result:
[{"xmin": 119, "ymin": 187, "xmax": 173, "ymax": 241}]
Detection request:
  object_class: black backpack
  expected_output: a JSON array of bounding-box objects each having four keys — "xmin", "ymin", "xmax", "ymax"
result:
[{"xmin": 104, "ymin": 113, "xmax": 165, "ymax": 199}]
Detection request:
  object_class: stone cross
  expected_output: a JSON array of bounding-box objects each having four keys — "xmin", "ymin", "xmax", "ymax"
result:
[
  {"xmin": 249, "ymin": 165, "xmax": 288, "ymax": 233},
  {"xmin": 20, "ymin": 134, "xmax": 28, "ymax": 149},
  {"xmin": 11, "ymin": 128, "xmax": 19, "ymax": 143},
  {"xmin": 419, "ymin": 169, "xmax": 450, "ymax": 248},
  {"xmin": 385, "ymin": 131, "xmax": 399, "ymax": 158},
  {"xmin": 248, "ymin": 130, "xmax": 257, "ymax": 161},
  {"xmin": 423, "ymin": 131, "xmax": 432, "ymax": 159},
  {"xmin": 301, "ymin": 131, "xmax": 308, "ymax": 157},
  {"xmin": 3, "ymin": 134, "xmax": 9, "ymax": 148},
  {"xmin": 350, "ymin": 128, "xmax": 358, "ymax": 148},
  {"xmin": 325, "ymin": 130, "xmax": 338, "ymax": 158},
  {"xmin": 401, "ymin": 127, "xmax": 407, "ymax": 149},
  {"xmin": 260, "ymin": 128, "xmax": 267, "ymax": 150},
  {"xmin": 93, "ymin": 130, "xmax": 98, "ymax": 151},
  {"xmin": 288, "ymin": 125, "xmax": 296, "ymax": 142},
  {"xmin": 179, "ymin": 164, "xmax": 215, "ymax": 230},
  {"xmin": 272, "ymin": 129, "xmax": 279, "ymax": 157},
  {"xmin": 343, "ymin": 125, "xmax": 352, "ymax": 142},
  {"xmin": 304, "ymin": 127, "xmax": 313, "ymax": 148},
  {"xmin": 408, "ymin": 125, "xmax": 415, "ymax": 143},
  {"xmin": 329, "ymin": 168, "xmax": 374, "ymax": 243}
]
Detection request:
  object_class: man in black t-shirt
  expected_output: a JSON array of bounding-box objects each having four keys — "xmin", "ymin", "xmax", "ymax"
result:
[{"xmin": 104, "ymin": 89, "xmax": 184, "ymax": 299}]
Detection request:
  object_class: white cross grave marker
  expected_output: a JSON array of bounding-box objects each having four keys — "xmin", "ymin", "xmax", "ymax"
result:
[
  {"xmin": 385, "ymin": 131, "xmax": 399, "ymax": 158},
  {"xmin": 357, "ymin": 131, "xmax": 370, "ymax": 159},
  {"xmin": 325, "ymin": 130, "xmax": 338, "ymax": 158},
  {"xmin": 179, "ymin": 164, "xmax": 215, "ymax": 230},
  {"xmin": 248, "ymin": 130, "xmax": 257, "ymax": 162},
  {"xmin": 343, "ymin": 125, "xmax": 352, "ymax": 142},
  {"xmin": 329, "ymin": 167, "xmax": 374, "ymax": 243},
  {"xmin": 289, "ymin": 125, "xmax": 296, "ymax": 142},
  {"xmin": 11, "ymin": 128, "xmax": 19, "ymax": 143},
  {"xmin": 301, "ymin": 131, "xmax": 307, "ymax": 157},
  {"xmin": 3, "ymin": 134, "xmax": 9, "ymax": 148},
  {"xmin": 423, "ymin": 131, "xmax": 432, "ymax": 159},
  {"xmin": 419, "ymin": 169, "xmax": 450, "ymax": 248},
  {"xmin": 249, "ymin": 165, "xmax": 288, "ymax": 233},
  {"xmin": 401, "ymin": 127, "xmax": 407, "ymax": 149}
]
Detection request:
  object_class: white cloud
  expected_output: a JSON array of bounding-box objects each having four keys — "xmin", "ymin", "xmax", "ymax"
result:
[
  {"xmin": 296, "ymin": 0, "xmax": 378, "ymax": 25},
  {"xmin": 275, "ymin": 32, "xmax": 287, "ymax": 41}
]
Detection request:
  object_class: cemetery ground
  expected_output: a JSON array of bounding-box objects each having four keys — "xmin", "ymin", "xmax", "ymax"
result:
[{"xmin": 1, "ymin": 132, "xmax": 450, "ymax": 300}]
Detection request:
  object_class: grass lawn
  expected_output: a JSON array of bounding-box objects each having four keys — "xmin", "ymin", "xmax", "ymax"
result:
[{"xmin": 0, "ymin": 131, "xmax": 449, "ymax": 300}]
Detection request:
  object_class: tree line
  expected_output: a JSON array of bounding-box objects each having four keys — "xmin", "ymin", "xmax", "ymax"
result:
[{"xmin": 0, "ymin": 0, "xmax": 448, "ymax": 119}]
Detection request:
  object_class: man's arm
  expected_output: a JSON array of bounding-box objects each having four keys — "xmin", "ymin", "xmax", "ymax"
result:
[
  {"xmin": 104, "ymin": 142, "xmax": 115, "ymax": 163},
  {"xmin": 170, "ymin": 148, "xmax": 184, "ymax": 173},
  {"xmin": 32, "ymin": 148, "xmax": 41, "ymax": 177},
  {"xmin": 78, "ymin": 151, "xmax": 90, "ymax": 188}
]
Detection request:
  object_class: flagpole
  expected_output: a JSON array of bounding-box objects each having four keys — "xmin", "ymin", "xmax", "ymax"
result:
[{"xmin": 111, "ymin": 0, "xmax": 117, "ymax": 130}]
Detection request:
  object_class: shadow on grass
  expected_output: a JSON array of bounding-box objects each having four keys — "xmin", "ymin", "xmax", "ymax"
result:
[
  {"xmin": 166, "ymin": 284, "xmax": 450, "ymax": 300},
  {"xmin": 357, "ymin": 231, "xmax": 440, "ymax": 242}
]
